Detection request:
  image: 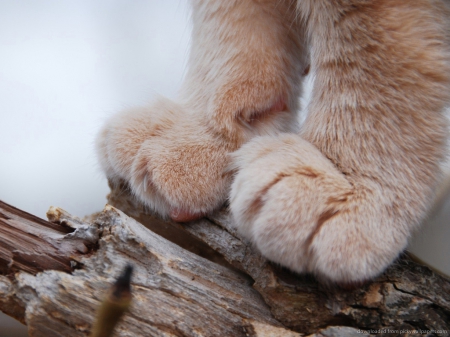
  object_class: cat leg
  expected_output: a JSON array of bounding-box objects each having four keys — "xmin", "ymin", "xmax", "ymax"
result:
[
  {"xmin": 97, "ymin": 0, "xmax": 307, "ymax": 221},
  {"xmin": 230, "ymin": 134, "xmax": 412, "ymax": 283},
  {"xmin": 230, "ymin": 0, "xmax": 450, "ymax": 283}
]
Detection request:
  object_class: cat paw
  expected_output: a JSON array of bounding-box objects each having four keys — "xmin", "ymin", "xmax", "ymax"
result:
[
  {"xmin": 130, "ymin": 126, "xmax": 231, "ymax": 220},
  {"xmin": 229, "ymin": 134, "xmax": 407, "ymax": 284},
  {"xmin": 96, "ymin": 97, "xmax": 231, "ymax": 221}
]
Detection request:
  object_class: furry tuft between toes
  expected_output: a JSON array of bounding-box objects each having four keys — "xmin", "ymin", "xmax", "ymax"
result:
[{"xmin": 97, "ymin": 0, "xmax": 450, "ymax": 284}]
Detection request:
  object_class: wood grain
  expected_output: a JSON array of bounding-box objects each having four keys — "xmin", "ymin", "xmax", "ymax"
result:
[{"xmin": 0, "ymin": 190, "xmax": 449, "ymax": 336}]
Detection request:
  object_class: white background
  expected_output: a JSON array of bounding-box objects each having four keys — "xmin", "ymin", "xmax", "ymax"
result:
[
  {"xmin": 0, "ymin": 1, "xmax": 448, "ymax": 336},
  {"xmin": 0, "ymin": 0, "xmax": 191, "ymax": 220}
]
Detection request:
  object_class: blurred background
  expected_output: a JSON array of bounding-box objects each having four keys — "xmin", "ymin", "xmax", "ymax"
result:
[{"xmin": 0, "ymin": 1, "xmax": 448, "ymax": 336}]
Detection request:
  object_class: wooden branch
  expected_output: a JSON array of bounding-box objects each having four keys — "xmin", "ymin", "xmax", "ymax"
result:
[
  {"xmin": 107, "ymin": 183, "xmax": 450, "ymax": 335},
  {"xmin": 0, "ymin": 201, "xmax": 100, "ymax": 326},
  {"xmin": 0, "ymin": 201, "xmax": 302, "ymax": 336},
  {"xmin": 0, "ymin": 202, "xmax": 91, "ymax": 276},
  {"xmin": 0, "ymin": 182, "xmax": 449, "ymax": 337}
]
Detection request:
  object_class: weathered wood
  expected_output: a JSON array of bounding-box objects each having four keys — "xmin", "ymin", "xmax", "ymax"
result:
[
  {"xmin": 0, "ymin": 201, "xmax": 309, "ymax": 336},
  {"xmin": 107, "ymin": 183, "xmax": 450, "ymax": 336},
  {"xmin": 0, "ymin": 201, "xmax": 99, "ymax": 325},
  {"xmin": 0, "ymin": 201, "xmax": 89, "ymax": 276},
  {"xmin": 1, "ymin": 184, "xmax": 449, "ymax": 337}
]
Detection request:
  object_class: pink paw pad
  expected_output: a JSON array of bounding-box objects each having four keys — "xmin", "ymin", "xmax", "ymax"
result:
[{"xmin": 170, "ymin": 208, "xmax": 205, "ymax": 223}]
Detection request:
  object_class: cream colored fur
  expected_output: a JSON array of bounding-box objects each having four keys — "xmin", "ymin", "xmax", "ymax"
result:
[{"xmin": 97, "ymin": 0, "xmax": 450, "ymax": 283}]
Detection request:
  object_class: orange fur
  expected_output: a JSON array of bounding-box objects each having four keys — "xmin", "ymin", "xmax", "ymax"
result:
[{"xmin": 97, "ymin": 0, "xmax": 450, "ymax": 283}]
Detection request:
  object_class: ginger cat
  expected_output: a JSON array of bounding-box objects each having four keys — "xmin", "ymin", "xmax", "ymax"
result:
[{"xmin": 97, "ymin": 0, "xmax": 450, "ymax": 284}]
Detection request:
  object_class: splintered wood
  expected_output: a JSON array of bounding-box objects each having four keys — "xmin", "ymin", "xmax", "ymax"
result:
[{"xmin": 0, "ymin": 197, "xmax": 449, "ymax": 337}]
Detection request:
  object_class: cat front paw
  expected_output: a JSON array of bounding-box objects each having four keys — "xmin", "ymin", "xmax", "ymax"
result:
[
  {"xmin": 96, "ymin": 97, "xmax": 231, "ymax": 221},
  {"xmin": 96, "ymin": 97, "xmax": 178, "ymax": 183},
  {"xmin": 130, "ymin": 127, "xmax": 231, "ymax": 221},
  {"xmin": 229, "ymin": 134, "xmax": 407, "ymax": 284}
]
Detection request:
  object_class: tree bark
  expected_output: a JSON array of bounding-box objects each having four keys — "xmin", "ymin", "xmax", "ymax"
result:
[{"xmin": 0, "ymin": 183, "xmax": 449, "ymax": 337}]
